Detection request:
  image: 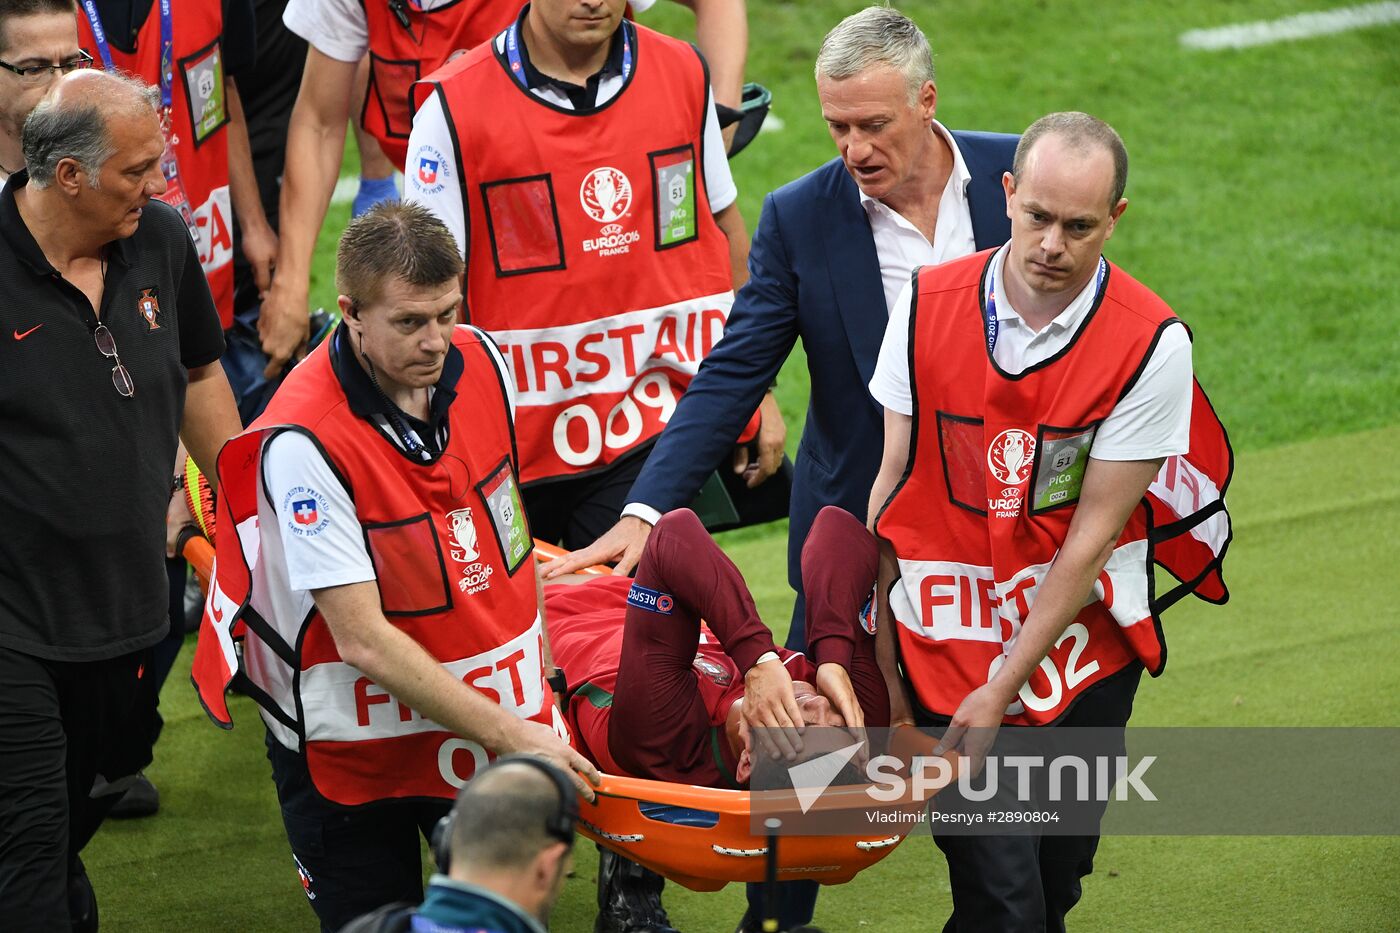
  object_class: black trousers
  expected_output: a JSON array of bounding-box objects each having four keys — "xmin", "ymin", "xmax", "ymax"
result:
[
  {"xmin": 926, "ymin": 664, "xmax": 1144, "ymax": 933},
  {"xmin": 0, "ymin": 644, "xmax": 150, "ymax": 932},
  {"xmin": 522, "ymin": 444, "xmax": 652, "ymax": 551},
  {"xmin": 266, "ymin": 734, "xmax": 451, "ymax": 933}
]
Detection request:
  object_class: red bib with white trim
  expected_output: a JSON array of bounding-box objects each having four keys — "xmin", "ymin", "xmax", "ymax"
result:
[
  {"xmin": 417, "ymin": 24, "xmax": 748, "ymax": 484},
  {"xmin": 876, "ymin": 251, "xmax": 1232, "ymax": 725},
  {"xmin": 193, "ymin": 326, "xmax": 562, "ymax": 806},
  {"xmin": 78, "ymin": 4, "xmax": 234, "ymax": 328},
  {"xmin": 361, "ymin": 0, "xmax": 515, "ymax": 166}
]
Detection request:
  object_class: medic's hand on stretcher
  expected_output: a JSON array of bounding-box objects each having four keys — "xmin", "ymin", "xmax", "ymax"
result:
[
  {"xmin": 500, "ymin": 719, "xmax": 602, "ymax": 802},
  {"xmin": 540, "ymin": 516, "xmax": 652, "ymax": 579}
]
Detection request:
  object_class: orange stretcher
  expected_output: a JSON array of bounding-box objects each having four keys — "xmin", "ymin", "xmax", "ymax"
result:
[
  {"xmin": 578, "ymin": 774, "xmax": 920, "ymax": 892},
  {"xmin": 184, "ymin": 532, "xmax": 945, "ymax": 890},
  {"xmin": 532, "ymin": 541, "xmax": 949, "ymax": 890}
]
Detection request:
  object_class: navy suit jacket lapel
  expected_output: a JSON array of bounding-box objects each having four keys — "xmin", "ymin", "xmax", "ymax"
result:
[
  {"xmin": 819, "ymin": 164, "xmax": 888, "ymax": 390},
  {"xmin": 954, "ymin": 131, "xmax": 1016, "ymax": 251}
]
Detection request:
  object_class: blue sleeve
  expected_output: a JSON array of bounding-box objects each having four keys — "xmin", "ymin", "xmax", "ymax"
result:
[{"xmin": 627, "ymin": 192, "xmax": 801, "ymax": 513}]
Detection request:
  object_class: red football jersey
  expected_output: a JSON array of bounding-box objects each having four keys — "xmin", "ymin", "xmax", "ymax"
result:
[{"xmin": 545, "ymin": 576, "xmax": 812, "ymax": 779}]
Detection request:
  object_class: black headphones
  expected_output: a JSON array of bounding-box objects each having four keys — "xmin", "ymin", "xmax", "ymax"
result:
[{"xmin": 431, "ymin": 755, "xmax": 580, "ymax": 875}]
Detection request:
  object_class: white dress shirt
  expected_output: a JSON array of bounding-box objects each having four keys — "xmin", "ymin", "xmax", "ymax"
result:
[{"xmin": 870, "ymin": 245, "xmax": 1194, "ymax": 461}]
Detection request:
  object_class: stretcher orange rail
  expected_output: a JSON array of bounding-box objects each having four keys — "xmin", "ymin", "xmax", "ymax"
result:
[{"xmin": 579, "ymin": 773, "xmax": 914, "ymax": 892}]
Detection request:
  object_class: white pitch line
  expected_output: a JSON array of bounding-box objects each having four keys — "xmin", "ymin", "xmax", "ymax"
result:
[{"xmin": 1181, "ymin": 1, "xmax": 1400, "ymax": 50}]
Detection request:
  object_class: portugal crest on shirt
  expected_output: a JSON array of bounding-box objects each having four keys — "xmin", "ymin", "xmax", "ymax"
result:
[{"xmin": 138, "ymin": 288, "xmax": 161, "ymax": 331}]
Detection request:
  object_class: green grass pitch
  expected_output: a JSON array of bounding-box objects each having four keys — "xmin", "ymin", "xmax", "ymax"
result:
[{"xmin": 84, "ymin": 1, "xmax": 1400, "ymax": 929}]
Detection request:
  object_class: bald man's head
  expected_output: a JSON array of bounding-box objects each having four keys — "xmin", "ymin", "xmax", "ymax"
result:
[
  {"xmin": 23, "ymin": 69, "xmax": 159, "ymax": 188},
  {"xmin": 449, "ymin": 762, "xmax": 572, "ymax": 871}
]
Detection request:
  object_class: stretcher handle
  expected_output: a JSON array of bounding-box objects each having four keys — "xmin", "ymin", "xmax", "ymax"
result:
[
  {"xmin": 533, "ymin": 540, "xmax": 613, "ymax": 575},
  {"xmin": 589, "ymin": 773, "xmax": 751, "ymax": 812},
  {"xmin": 179, "ymin": 529, "xmax": 216, "ymax": 592}
]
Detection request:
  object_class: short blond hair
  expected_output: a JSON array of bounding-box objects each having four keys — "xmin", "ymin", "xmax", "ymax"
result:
[{"xmin": 336, "ymin": 202, "xmax": 464, "ymax": 309}]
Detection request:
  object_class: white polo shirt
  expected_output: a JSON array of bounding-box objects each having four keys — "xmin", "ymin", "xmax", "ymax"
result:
[
  {"xmin": 869, "ymin": 245, "xmax": 1194, "ymax": 461},
  {"xmin": 285, "ymin": 0, "xmax": 652, "ymax": 63}
]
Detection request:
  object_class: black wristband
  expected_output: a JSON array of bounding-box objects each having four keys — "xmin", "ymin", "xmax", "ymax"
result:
[{"xmin": 546, "ymin": 670, "xmax": 568, "ymax": 695}]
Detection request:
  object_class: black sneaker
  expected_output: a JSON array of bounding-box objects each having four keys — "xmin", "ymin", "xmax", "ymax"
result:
[
  {"xmin": 594, "ymin": 848, "xmax": 680, "ymax": 933},
  {"xmin": 68, "ymin": 857, "xmax": 98, "ymax": 933},
  {"xmin": 734, "ymin": 909, "xmax": 826, "ymax": 933},
  {"xmin": 108, "ymin": 773, "xmax": 160, "ymax": 819}
]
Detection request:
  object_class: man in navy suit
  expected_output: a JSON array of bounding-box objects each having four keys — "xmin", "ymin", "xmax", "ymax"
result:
[
  {"xmin": 542, "ymin": 12, "xmax": 1016, "ymax": 931},
  {"xmin": 545, "ymin": 5, "xmax": 1018, "ymax": 646}
]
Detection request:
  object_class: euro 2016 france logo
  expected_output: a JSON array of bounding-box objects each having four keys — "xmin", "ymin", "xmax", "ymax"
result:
[
  {"xmin": 580, "ymin": 166, "xmax": 633, "ymax": 223},
  {"xmin": 988, "ymin": 429, "xmax": 1036, "ymax": 486}
]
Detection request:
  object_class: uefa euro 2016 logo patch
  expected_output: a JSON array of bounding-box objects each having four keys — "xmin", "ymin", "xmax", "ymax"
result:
[
  {"xmin": 579, "ymin": 166, "xmax": 633, "ymax": 223},
  {"xmin": 627, "ymin": 583, "xmax": 675, "ymax": 615},
  {"xmin": 987, "ymin": 428, "xmax": 1036, "ymax": 486}
]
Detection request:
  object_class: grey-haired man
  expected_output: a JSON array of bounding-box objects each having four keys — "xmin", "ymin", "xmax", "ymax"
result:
[{"xmin": 0, "ymin": 68, "xmax": 239, "ymax": 931}]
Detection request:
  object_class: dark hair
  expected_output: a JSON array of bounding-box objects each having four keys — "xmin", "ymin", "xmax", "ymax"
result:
[
  {"xmin": 449, "ymin": 763, "xmax": 570, "ymax": 870},
  {"xmin": 336, "ymin": 202, "xmax": 464, "ymax": 309},
  {"xmin": 0, "ymin": 0, "xmax": 79, "ymax": 55},
  {"xmin": 1012, "ymin": 111, "xmax": 1129, "ymax": 208}
]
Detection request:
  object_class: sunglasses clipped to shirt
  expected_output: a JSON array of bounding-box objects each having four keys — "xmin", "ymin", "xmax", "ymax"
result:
[{"xmin": 0, "ymin": 48, "xmax": 94, "ymax": 84}]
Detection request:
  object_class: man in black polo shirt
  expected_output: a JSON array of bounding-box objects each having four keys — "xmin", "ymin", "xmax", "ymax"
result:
[{"xmin": 0, "ymin": 69, "xmax": 239, "ymax": 932}]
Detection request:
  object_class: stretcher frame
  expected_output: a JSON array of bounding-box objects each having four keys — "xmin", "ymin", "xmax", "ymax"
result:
[{"xmin": 183, "ymin": 533, "xmax": 924, "ymax": 890}]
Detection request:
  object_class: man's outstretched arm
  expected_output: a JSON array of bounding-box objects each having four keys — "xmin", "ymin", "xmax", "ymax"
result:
[
  {"xmin": 542, "ymin": 192, "xmax": 802, "ymax": 577},
  {"xmin": 934, "ymin": 456, "xmax": 1164, "ymax": 773},
  {"xmin": 315, "ymin": 580, "xmax": 600, "ymax": 799},
  {"xmin": 258, "ymin": 49, "xmax": 358, "ymax": 377}
]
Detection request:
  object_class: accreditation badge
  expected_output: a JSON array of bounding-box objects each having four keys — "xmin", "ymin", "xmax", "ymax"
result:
[
  {"xmin": 1030, "ymin": 425, "xmax": 1098, "ymax": 512},
  {"xmin": 180, "ymin": 39, "xmax": 228, "ymax": 146},
  {"xmin": 650, "ymin": 145, "xmax": 698, "ymax": 248},
  {"xmin": 477, "ymin": 458, "xmax": 532, "ymax": 574}
]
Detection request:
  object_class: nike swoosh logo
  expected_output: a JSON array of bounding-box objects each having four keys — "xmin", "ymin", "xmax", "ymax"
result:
[{"xmin": 13, "ymin": 324, "xmax": 42, "ymax": 341}]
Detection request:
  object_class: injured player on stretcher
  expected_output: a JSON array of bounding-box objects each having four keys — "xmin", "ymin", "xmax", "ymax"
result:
[
  {"xmin": 545, "ymin": 506, "xmax": 893, "ymax": 933},
  {"xmin": 544, "ymin": 505, "xmax": 891, "ymax": 789}
]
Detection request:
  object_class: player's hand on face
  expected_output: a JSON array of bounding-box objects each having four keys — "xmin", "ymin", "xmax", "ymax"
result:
[
  {"xmin": 501, "ymin": 720, "xmax": 602, "ymax": 802},
  {"xmin": 743, "ymin": 659, "xmax": 805, "ymax": 761},
  {"xmin": 540, "ymin": 516, "xmax": 652, "ymax": 578},
  {"xmin": 815, "ymin": 662, "xmax": 868, "ymax": 766},
  {"xmin": 933, "ymin": 682, "xmax": 1010, "ymax": 777}
]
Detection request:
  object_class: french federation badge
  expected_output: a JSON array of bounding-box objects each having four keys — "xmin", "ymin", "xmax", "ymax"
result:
[{"xmin": 138, "ymin": 288, "xmax": 161, "ymax": 330}]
